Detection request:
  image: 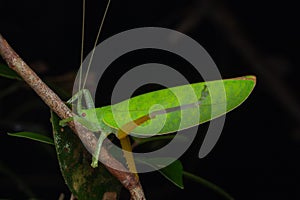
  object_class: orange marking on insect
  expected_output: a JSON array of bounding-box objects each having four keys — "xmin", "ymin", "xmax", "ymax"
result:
[{"xmin": 117, "ymin": 115, "xmax": 151, "ymax": 139}]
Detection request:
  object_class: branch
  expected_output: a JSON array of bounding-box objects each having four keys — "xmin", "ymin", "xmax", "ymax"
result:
[{"xmin": 0, "ymin": 34, "xmax": 145, "ymax": 200}]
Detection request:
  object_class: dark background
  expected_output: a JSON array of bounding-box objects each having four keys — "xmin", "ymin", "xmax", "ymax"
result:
[{"xmin": 0, "ymin": 0, "xmax": 299, "ymax": 199}]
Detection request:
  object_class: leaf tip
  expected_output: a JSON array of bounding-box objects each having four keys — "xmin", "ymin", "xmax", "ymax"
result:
[
  {"xmin": 244, "ymin": 75, "xmax": 257, "ymax": 84},
  {"xmin": 230, "ymin": 75, "xmax": 256, "ymax": 84}
]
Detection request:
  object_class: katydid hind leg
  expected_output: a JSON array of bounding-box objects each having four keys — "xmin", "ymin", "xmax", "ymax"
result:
[
  {"xmin": 119, "ymin": 136, "xmax": 139, "ymax": 178},
  {"xmin": 116, "ymin": 115, "xmax": 152, "ymax": 178}
]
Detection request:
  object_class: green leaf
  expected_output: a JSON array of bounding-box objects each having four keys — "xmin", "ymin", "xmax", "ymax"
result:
[
  {"xmin": 159, "ymin": 160, "xmax": 184, "ymax": 189},
  {"xmin": 7, "ymin": 132, "xmax": 54, "ymax": 145},
  {"xmin": 138, "ymin": 158, "xmax": 184, "ymax": 189},
  {"xmin": 183, "ymin": 171, "xmax": 234, "ymax": 200},
  {"xmin": 50, "ymin": 111, "xmax": 122, "ymax": 200},
  {"xmin": 95, "ymin": 76, "xmax": 256, "ymax": 136},
  {"xmin": 0, "ymin": 64, "xmax": 22, "ymax": 80}
]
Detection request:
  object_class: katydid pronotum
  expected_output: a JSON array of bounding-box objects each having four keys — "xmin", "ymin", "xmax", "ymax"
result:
[{"xmin": 59, "ymin": 0, "xmax": 256, "ymax": 178}]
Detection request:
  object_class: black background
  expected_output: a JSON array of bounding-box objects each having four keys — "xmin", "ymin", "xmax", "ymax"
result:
[{"xmin": 0, "ymin": 0, "xmax": 299, "ymax": 199}]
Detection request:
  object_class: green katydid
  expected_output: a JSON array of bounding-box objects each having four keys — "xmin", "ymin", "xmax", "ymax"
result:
[
  {"xmin": 59, "ymin": 0, "xmax": 256, "ymax": 178},
  {"xmin": 61, "ymin": 75, "xmax": 256, "ymax": 175}
]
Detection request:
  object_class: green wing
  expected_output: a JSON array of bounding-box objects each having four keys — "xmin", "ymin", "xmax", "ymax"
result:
[{"xmin": 90, "ymin": 76, "xmax": 256, "ymax": 136}]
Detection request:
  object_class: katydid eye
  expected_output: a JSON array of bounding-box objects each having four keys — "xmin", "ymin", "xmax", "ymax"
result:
[{"xmin": 81, "ymin": 112, "xmax": 86, "ymax": 117}]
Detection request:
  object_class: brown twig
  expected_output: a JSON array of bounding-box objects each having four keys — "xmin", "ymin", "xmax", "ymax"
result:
[{"xmin": 0, "ymin": 34, "xmax": 145, "ymax": 200}]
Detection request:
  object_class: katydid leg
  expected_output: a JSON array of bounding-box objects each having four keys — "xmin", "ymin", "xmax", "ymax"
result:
[
  {"xmin": 67, "ymin": 89, "xmax": 94, "ymax": 114},
  {"xmin": 91, "ymin": 131, "xmax": 109, "ymax": 168},
  {"xmin": 63, "ymin": 89, "xmax": 111, "ymax": 167},
  {"xmin": 117, "ymin": 115, "xmax": 151, "ymax": 178}
]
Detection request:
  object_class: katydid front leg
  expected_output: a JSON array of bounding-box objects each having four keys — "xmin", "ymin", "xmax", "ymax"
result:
[{"xmin": 68, "ymin": 88, "xmax": 95, "ymax": 115}]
